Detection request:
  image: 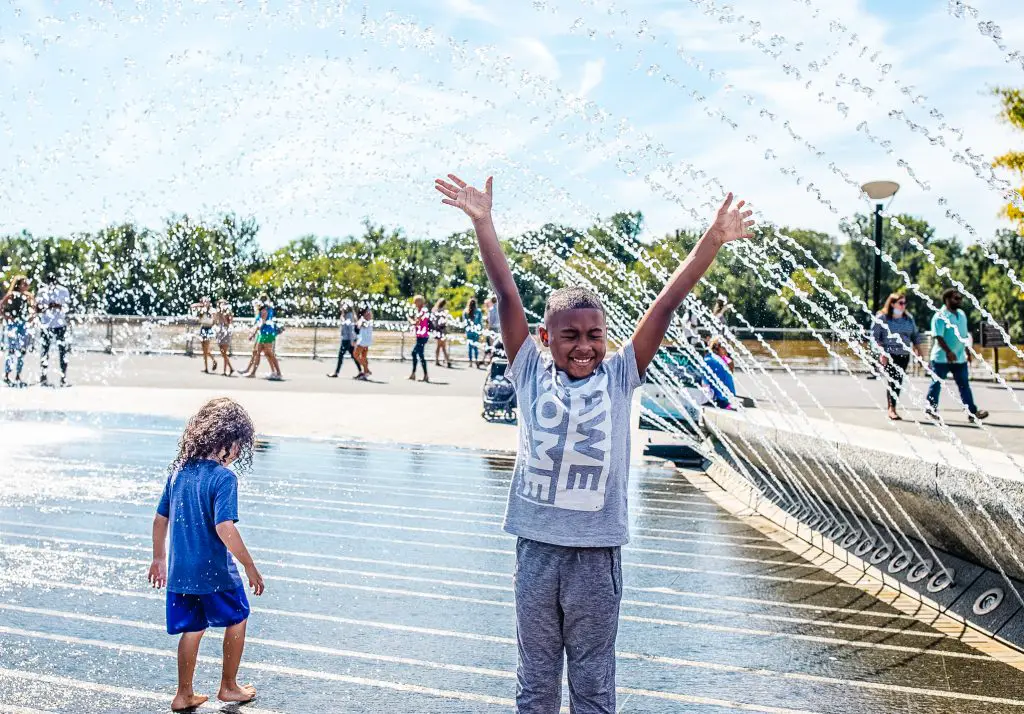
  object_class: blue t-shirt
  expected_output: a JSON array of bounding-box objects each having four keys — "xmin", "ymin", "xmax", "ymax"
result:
[
  {"xmin": 157, "ymin": 459, "xmax": 243, "ymax": 594},
  {"xmin": 930, "ymin": 307, "xmax": 968, "ymax": 364},
  {"xmin": 703, "ymin": 353, "xmax": 735, "ymax": 405}
]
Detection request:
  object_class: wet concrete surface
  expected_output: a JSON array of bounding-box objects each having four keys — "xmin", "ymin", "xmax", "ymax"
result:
[{"xmin": 2, "ymin": 416, "xmax": 1024, "ymax": 712}]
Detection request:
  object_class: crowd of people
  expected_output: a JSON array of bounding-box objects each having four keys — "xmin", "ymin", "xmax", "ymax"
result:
[
  {"xmin": 189, "ymin": 293, "xmax": 284, "ymax": 381},
  {"xmin": 0, "ymin": 266, "xmax": 997, "ymax": 427},
  {"xmin": 325, "ymin": 293, "xmax": 503, "ymax": 384}
]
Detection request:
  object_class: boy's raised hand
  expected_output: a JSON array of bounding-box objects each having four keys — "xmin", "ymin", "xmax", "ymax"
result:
[
  {"xmin": 147, "ymin": 559, "xmax": 167, "ymax": 589},
  {"xmin": 435, "ymin": 174, "xmax": 493, "ymax": 221},
  {"xmin": 707, "ymin": 193, "xmax": 755, "ymax": 245}
]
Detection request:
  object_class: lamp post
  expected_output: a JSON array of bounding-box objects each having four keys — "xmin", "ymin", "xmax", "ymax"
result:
[{"xmin": 860, "ymin": 180, "xmax": 900, "ymax": 314}]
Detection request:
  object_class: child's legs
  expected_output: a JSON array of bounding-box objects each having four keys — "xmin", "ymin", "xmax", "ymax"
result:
[
  {"xmin": 221, "ymin": 619, "xmax": 248, "ymax": 687},
  {"xmin": 249, "ymin": 345, "xmax": 263, "ymax": 372},
  {"xmin": 514, "ymin": 538, "xmax": 565, "ymax": 714},
  {"xmin": 360, "ymin": 346, "xmax": 370, "ymax": 373},
  {"xmin": 219, "ymin": 342, "xmax": 233, "ymax": 372},
  {"xmin": 266, "ymin": 344, "xmax": 282, "ymax": 375},
  {"xmin": 561, "ymin": 547, "xmax": 621, "ymax": 714},
  {"xmin": 177, "ymin": 630, "xmax": 206, "ymax": 695}
]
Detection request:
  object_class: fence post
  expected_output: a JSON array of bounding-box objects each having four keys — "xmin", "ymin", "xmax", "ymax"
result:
[
  {"xmin": 105, "ymin": 316, "xmax": 113, "ymax": 355},
  {"xmin": 313, "ymin": 323, "xmax": 319, "ymax": 360},
  {"xmin": 400, "ymin": 330, "xmax": 406, "ymax": 362}
]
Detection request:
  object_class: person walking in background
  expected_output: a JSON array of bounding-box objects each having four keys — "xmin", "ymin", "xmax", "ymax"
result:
[
  {"xmin": 483, "ymin": 295, "xmax": 503, "ymax": 365},
  {"xmin": 926, "ymin": 289, "xmax": 988, "ymax": 422},
  {"xmin": 463, "ymin": 297, "xmax": 483, "ymax": 368},
  {"xmin": 408, "ymin": 295, "xmax": 430, "ymax": 382},
  {"xmin": 872, "ymin": 292, "xmax": 923, "ymax": 421},
  {"xmin": 244, "ymin": 304, "xmax": 283, "ymax": 381},
  {"xmin": 240, "ymin": 296, "xmax": 270, "ymax": 376},
  {"xmin": 433, "ymin": 297, "xmax": 452, "ymax": 368},
  {"xmin": 147, "ymin": 398, "xmax": 264, "ymax": 711},
  {"xmin": 1, "ymin": 275, "xmax": 35, "ymax": 388},
  {"xmin": 353, "ymin": 306, "xmax": 374, "ymax": 381},
  {"xmin": 191, "ymin": 296, "xmax": 218, "ymax": 374},
  {"xmin": 37, "ymin": 268, "xmax": 71, "ymax": 387},
  {"xmin": 328, "ymin": 300, "xmax": 357, "ymax": 378},
  {"xmin": 214, "ymin": 300, "xmax": 236, "ymax": 377}
]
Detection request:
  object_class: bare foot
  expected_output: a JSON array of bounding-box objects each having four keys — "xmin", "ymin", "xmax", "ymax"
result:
[
  {"xmin": 171, "ymin": 692, "xmax": 208, "ymax": 712},
  {"xmin": 218, "ymin": 683, "xmax": 257, "ymax": 703}
]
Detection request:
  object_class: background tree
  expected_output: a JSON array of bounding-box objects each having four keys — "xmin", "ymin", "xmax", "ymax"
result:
[{"xmin": 993, "ymin": 87, "xmax": 1024, "ymax": 232}]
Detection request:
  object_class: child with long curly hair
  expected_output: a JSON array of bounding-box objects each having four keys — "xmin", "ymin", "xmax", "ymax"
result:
[{"xmin": 147, "ymin": 398, "xmax": 265, "ymax": 711}]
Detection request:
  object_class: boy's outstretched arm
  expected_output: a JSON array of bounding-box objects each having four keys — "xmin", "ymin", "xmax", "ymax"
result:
[
  {"xmin": 148, "ymin": 514, "xmax": 168, "ymax": 588},
  {"xmin": 631, "ymin": 193, "xmax": 755, "ymax": 377},
  {"xmin": 216, "ymin": 521, "xmax": 265, "ymax": 596},
  {"xmin": 434, "ymin": 174, "xmax": 530, "ymax": 365}
]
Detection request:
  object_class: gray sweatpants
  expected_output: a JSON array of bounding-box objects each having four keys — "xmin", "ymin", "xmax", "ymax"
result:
[{"xmin": 514, "ymin": 537, "xmax": 622, "ymax": 714}]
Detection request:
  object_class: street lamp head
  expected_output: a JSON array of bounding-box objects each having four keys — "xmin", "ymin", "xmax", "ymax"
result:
[{"xmin": 861, "ymin": 180, "xmax": 900, "ymax": 201}]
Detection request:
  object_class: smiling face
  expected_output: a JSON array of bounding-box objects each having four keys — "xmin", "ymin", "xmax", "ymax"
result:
[{"xmin": 540, "ymin": 308, "xmax": 608, "ymax": 380}]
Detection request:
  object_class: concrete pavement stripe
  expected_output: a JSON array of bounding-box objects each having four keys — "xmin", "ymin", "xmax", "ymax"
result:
[
  {"xmin": 0, "ymin": 506, "xmax": 818, "ymax": 569},
  {"xmin": 31, "ymin": 488, "xmax": 776, "ymax": 549},
  {"xmin": 0, "ymin": 667, "xmax": 282, "ymax": 714},
  {"xmin": 23, "ymin": 450, "xmax": 710, "ymax": 504},
  {"xmin": 0, "ymin": 628, "xmax": 514, "ymax": 709},
  {"xmin": 0, "ymin": 534, "xmax": 930, "ymax": 637},
  {"xmin": 0, "ymin": 623, "xmax": 828, "ymax": 714},
  {"xmin": 0, "ymin": 548, "xmax": 965, "ymax": 655},
  {"xmin": 18, "ymin": 459, "xmax": 730, "ymax": 520},
  {"xmin": 6, "ymin": 603, "xmax": 1022, "ymax": 708},
  {"xmin": 0, "ymin": 528, "xmax": 916, "ymax": 619},
  {"xmin": 0, "ymin": 514, "xmax": 847, "ymax": 581}
]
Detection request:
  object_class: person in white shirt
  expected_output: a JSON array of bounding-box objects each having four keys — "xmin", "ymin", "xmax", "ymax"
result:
[{"xmin": 36, "ymin": 270, "xmax": 71, "ymax": 387}]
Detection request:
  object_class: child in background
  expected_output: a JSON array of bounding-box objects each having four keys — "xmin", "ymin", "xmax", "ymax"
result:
[
  {"xmin": 148, "ymin": 398, "xmax": 265, "ymax": 712},
  {"xmin": 436, "ymin": 173, "xmax": 753, "ymax": 712},
  {"xmin": 704, "ymin": 336, "xmax": 737, "ymax": 409}
]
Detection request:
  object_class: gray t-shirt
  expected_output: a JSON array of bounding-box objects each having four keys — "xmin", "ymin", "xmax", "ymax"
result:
[
  {"xmin": 340, "ymin": 312, "xmax": 356, "ymax": 341},
  {"xmin": 504, "ymin": 337, "xmax": 643, "ymax": 547},
  {"xmin": 872, "ymin": 314, "xmax": 921, "ymax": 356}
]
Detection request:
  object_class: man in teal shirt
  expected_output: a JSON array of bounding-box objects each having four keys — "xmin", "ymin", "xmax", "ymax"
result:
[{"xmin": 926, "ymin": 289, "xmax": 988, "ymax": 422}]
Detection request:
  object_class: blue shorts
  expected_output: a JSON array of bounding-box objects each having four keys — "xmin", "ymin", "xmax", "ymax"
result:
[{"xmin": 166, "ymin": 587, "xmax": 250, "ymax": 635}]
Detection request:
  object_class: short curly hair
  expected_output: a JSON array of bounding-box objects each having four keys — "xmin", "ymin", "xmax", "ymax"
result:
[
  {"xmin": 544, "ymin": 287, "xmax": 606, "ymax": 322},
  {"xmin": 169, "ymin": 398, "xmax": 256, "ymax": 476}
]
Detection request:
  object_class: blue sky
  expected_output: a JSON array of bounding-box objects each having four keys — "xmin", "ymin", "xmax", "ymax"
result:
[{"xmin": 2, "ymin": 0, "xmax": 1023, "ymax": 249}]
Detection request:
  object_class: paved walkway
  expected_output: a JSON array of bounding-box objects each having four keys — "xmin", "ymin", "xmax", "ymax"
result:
[
  {"xmin": 2, "ymin": 425, "xmax": 1023, "ymax": 713},
  {"xmin": 735, "ymin": 372, "xmax": 1024, "ymax": 457},
  {"xmin": 3, "ymin": 353, "xmax": 1021, "ymax": 458}
]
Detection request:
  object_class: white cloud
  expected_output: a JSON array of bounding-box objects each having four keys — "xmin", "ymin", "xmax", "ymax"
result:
[
  {"xmin": 509, "ymin": 37, "xmax": 560, "ymax": 80},
  {"xmin": 443, "ymin": 0, "xmax": 495, "ymax": 25},
  {"xmin": 578, "ymin": 59, "xmax": 604, "ymax": 97}
]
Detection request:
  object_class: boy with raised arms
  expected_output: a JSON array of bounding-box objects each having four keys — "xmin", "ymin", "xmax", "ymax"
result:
[{"xmin": 435, "ymin": 174, "xmax": 754, "ymax": 712}]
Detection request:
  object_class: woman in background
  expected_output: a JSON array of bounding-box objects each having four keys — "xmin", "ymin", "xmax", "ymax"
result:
[
  {"xmin": 1, "ymin": 275, "xmax": 35, "ymax": 387},
  {"xmin": 353, "ymin": 306, "xmax": 374, "ymax": 381},
  {"xmin": 433, "ymin": 297, "xmax": 452, "ymax": 368},
  {"xmin": 190, "ymin": 296, "xmax": 218, "ymax": 374},
  {"xmin": 872, "ymin": 292, "xmax": 923, "ymax": 421},
  {"xmin": 215, "ymin": 300, "xmax": 235, "ymax": 376}
]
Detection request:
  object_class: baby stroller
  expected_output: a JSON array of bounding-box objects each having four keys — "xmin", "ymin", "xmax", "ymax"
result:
[{"xmin": 482, "ymin": 359, "xmax": 517, "ymax": 422}]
